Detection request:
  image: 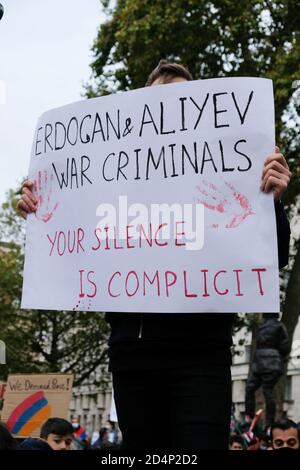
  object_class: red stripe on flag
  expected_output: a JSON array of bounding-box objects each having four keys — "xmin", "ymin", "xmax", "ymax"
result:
[{"xmin": 6, "ymin": 391, "xmax": 45, "ymax": 432}]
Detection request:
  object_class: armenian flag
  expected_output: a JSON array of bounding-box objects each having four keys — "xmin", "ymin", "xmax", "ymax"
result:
[{"xmin": 6, "ymin": 391, "xmax": 51, "ymax": 436}]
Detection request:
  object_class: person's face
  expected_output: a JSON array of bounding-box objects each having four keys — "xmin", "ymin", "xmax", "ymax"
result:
[
  {"xmin": 45, "ymin": 433, "xmax": 73, "ymax": 450},
  {"xmin": 272, "ymin": 428, "xmax": 300, "ymax": 450},
  {"xmin": 151, "ymin": 76, "xmax": 187, "ymax": 86},
  {"xmin": 229, "ymin": 441, "xmax": 244, "ymax": 450}
]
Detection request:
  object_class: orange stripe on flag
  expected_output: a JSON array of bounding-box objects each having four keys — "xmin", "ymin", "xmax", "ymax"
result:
[{"xmin": 18, "ymin": 404, "xmax": 52, "ymax": 436}]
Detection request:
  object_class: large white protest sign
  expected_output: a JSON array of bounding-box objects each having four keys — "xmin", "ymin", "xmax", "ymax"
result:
[{"xmin": 21, "ymin": 77, "xmax": 279, "ymax": 313}]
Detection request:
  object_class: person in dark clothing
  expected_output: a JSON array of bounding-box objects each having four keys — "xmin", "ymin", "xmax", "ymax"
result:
[
  {"xmin": 245, "ymin": 312, "xmax": 290, "ymax": 426},
  {"xmin": 0, "ymin": 422, "xmax": 19, "ymax": 450},
  {"xmin": 108, "ymin": 223, "xmax": 289, "ymax": 449},
  {"xmin": 17, "ymin": 61, "xmax": 291, "ymax": 450},
  {"xmin": 20, "ymin": 437, "xmax": 53, "ymax": 451},
  {"xmin": 91, "ymin": 427, "xmax": 113, "ymax": 450},
  {"xmin": 105, "ymin": 62, "xmax": 291, "ymax": 451}
]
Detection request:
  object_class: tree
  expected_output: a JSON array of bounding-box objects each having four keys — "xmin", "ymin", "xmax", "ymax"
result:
[
  {"xmin": 0, "ymin": 189, "xmax": 110, "ymax": 387},
  {"xmin": 87, "ymin": 0, "xmax": 299, "ymax": 194},
  {"xmin": 87, "ymin": 0, "xmax": 300, "ymax": 215},
  {"xmin": 88, "ymin": 1, "xmax": 299, "ymax": 116}
]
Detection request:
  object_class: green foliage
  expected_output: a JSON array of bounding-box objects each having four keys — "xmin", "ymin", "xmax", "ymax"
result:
[
  {"xmin": 89, "ymin": 1, "xmax": 299, "ymax": 118},
  {"xmin": 0, "ymin": 187, "xmax": 25, "ymax": 246},
  {"xmin": 88, "ymin": 0, "xmax": 300, "ymax": 201}
]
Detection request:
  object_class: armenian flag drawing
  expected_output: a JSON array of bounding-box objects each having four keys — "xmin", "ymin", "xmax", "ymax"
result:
[
  {"xmin": 6, "ymin": 390, "xmax": 52, "ymax": 436},
  {"xmin": 2, "ymin": 374, "xmax": 74, "ymax": 438}
]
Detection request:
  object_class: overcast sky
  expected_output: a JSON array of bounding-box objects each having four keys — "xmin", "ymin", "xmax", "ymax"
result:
[{"xmin": 0, "ymin": 0, "xmax": 104, "ymax": 204}]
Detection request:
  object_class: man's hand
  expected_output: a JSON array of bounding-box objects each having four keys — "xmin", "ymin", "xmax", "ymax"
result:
[
  {"xmin": 261, "ymin": 147, "xmax": 291, "ymax": 201},
  {"xmin": 17, "ymin": 179, "xmax": 37, "ymax": 219}
]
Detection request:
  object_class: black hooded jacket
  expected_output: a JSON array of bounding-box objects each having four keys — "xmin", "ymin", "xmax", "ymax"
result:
[
  {"xmin": 19, "ymin": 438, "xmax": 53, "ymax": 450},
  {"xmin": 253, "ymin": 316, "xmax": 290, "ymax": 374}
]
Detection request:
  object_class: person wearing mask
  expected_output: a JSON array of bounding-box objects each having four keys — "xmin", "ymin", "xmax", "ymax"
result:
[{"xmin": 271, "ymin": 418, "xmax": 300, "ymax": 450}]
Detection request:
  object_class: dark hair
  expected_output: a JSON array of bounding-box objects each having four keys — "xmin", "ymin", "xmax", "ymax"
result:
[
  {"xmin": 108, "ymin": 419, "xmax": 115, "ymax": 429},
  {"xmin": 271, "ymin": 419, "xmax": 300, "ymax": 440},
  {"xmin": 0, "ymin": 422, "xmax": 18, "ymax": 450},
  {"xmin": 99, "ymin": 427, "xmax": 109, "ymax": 440},
  {"xmin": 229, "ymin": 434, "xmax": 244, "ymax": 447},
  {"xmin": 146, "ymin": 60, "xmax": 193, "ymax": 86},
  {"xmin": 40, "ymin": 418, "xmax": 73, "ymax": 439}
]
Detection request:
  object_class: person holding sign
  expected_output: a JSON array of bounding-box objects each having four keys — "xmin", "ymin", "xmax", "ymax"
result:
[{"xmin": 18, "ymin": 61, "xmax": 291, "ymax": 450}]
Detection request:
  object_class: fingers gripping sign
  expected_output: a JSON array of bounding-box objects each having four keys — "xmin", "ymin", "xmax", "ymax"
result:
[
  {"xmin": 17, "ymin": 180, "xmax": 37, "ymax": 219},
  {"xmin": 261, "ymin": 146, "xmax": 291, "ymax": 201},
  {"xmin": 17, "ymin": 172, "xmax": 59, "ymax": 222}
]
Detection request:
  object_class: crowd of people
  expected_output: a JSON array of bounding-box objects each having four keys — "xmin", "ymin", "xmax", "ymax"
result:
[
  {"xmin": 229, "ymin": 417, "xmax": 300, "ymax": 451},
  {"xmin": 0, "ymin": 414, "xmax": 299, "ymax": 451},
  {"xmin": 0, "ymin": 417, "xmax": 120, "ymax": 451}
]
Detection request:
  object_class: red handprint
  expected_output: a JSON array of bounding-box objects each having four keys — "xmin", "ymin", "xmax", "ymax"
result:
[
  {"xmin": 195, "ymin": 180, "xmax": 254, "ymax": 228},
  {"xmin": 33, "ymin": 170, "xmax": 59, "ymax": 223}
]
